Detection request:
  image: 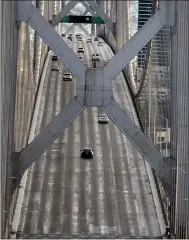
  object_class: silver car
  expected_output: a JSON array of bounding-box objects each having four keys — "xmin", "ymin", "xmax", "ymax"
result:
[
  {"xmin": 98, "ymin": 113, "xmax": 109, "ymax": 124},
  {"xmin": 51, "ymin": 65, "xmax": 59, "ymax": 71},
  {"xmin": 63, "ymin": 72, "xmax": 72, "ymax": 81}
]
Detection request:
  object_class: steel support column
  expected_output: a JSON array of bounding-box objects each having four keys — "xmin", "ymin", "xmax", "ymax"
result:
[
  {"xmin": 116, "ymin": 0, "xmax": 126, "ymax": 51},
  {"xmin": 173, "ymin": 1, "xmax": 189, "ymax": 238},
  {"xmin": 96, "ymin": 0, "xmax": 105, "ymax": 37}
]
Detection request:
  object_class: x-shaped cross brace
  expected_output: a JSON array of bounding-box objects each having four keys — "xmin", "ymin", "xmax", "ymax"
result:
[
  {"xmin": 17, "ymin": 1, "xmax": 175, "ymax": 195},
  {"xmin": 64, "ymin": 9, "xmax": 92, "ymax": 36}
]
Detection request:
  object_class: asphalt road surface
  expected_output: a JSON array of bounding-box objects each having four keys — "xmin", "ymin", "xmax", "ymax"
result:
[{"xmin": 17, "ymin": 36, "xmax": 162, "ymax": 239}]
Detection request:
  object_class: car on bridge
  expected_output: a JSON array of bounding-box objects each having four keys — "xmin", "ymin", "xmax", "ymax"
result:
[
  {"xmin": 63, "ymin": 72, "xmax": 72, "ymax": 81},
  {"xmin": 51, "ymin": 65, "xmax": 59, "ymax": 71},
  {"xmin": 76, "ymin": 33, "xmax": 81, "ymax": 38},
  {"xmin": 67, "ymin": 34, "xmax": 72, "ymax": 41},
  {"xmin": 92, "ymin": 53, "xmax": 100, "ymax": 61},
  {"xmin": 98, "ymin": 41, "xmax": 104, "ymax": 46},
  {"xmin": 78, "ymin": 56, "xmax": 84, "ymax": 63},
  {"xmin": 87, "ymin": 38, "xmax": 92, "ymax": 43},
  {"xmin": 78, "ymin": 47, "xmax": 84, "ymax": 53},
  {"xmin": 94, "ymin": 37, "xmax": 99, "ymax": 42},
  {"xmin": 52, "ymin": 55, "xmax": 58, "ymax": 61},
  {"xmin": 98, "ymin": 113, "xmax": 109, "ymax": 124},
  {"xmin": 61, "ymin": 33, "xmax": 65, "ymax": 37},
  {"xmin": 80, "ymin": 148, "xmax": 94, "ymax": 159},
  {"xmin": 77, "ymin": 37, "xmax": 83, "ymax": 42}
]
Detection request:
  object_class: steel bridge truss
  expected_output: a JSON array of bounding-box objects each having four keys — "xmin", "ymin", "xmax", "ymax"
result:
[{"xmin": 16, "ymin": 0, "xmax": 175, "ymax": 195}]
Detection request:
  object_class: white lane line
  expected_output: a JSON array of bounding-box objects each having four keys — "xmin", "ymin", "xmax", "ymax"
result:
[
  {"xmin": 82, "ymin": 108, "xmax": 92, "ymax": 233},
  {"xmin": 91, "ymin": 107, "xmax": 107, "ymax": 235},
  {"xmin": 38, "ymin": 62, "xmax": 62, "ymax": 234},
  {"xmin": 100, "ymin": 45, "xmax": 138, "ymax": 234},
  {"xmin": 11, "ymin": 52, "xmax": 52, "ymax": 238},
  {"xmin": 25, "ymin": 60, "xmax": 55, "ymax": 234},
  {"xmin": 103, "ymin": 45, "xmax": 154, "ymax": 235},
  {"xmin": 114, "ymin": 120, "xmax": 139, "ymax": 236},
  {"xmin": 103, "ymin": 44, "xmax": 161, "ymax": 235},
  {"xmin": 71, "ymin": 116, "xmax": 80, "ymax": 235},
  {"xmin": 82, "ymin": 43, "xmax": 94, "ymax": 234},
  {"xmin": 104, "ymin": 124, "xmax": 120, "ymax": 235},
  {"xmin": 18, "ymin": 70, "xmax": 48, "ymax": 233},
  {"xmin": 58, "ymin": 130, "xmax": 68, "ymax": 230}
]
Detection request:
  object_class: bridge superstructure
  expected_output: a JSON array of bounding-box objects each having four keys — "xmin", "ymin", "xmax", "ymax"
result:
[{"xmin": 0, "ymin": 0, "xmax": 189, "ymax": 239}]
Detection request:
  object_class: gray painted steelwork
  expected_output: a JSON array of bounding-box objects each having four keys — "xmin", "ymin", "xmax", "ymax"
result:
[
  {"xmin": 51, "ymin": 1, "xmax": 77, "ymax": 27},
  {"xmin": 65, "ymin": 10, "xmax": 90, "ymax": 35},
  {"xmin": 172, "ymin": 1, "xmax": 189, "ymax": 238},
  {"xmin": 0, "ymin": 2, "xmax": 19, "ymax": 238},
  {"xmin": 16, "ymin": 0, "xmax": 174, "ymax": 192},
  {"xmin": 16, "ymin": 41, "xmax": 162, "ymax": 238}
]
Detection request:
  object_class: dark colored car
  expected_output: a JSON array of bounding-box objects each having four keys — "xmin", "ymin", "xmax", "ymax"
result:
[
  {"xmin": 80, "ymin": 148, "xmax": 94, "ymax": 159},
  {"xmin": 52, "ymin": 55, "xmax": 58, "ymax": 61}
]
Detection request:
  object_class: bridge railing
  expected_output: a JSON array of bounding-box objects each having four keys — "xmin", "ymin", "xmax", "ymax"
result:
[{"xmin": 106, "ymin": 0, "xmax": 176, "ymax": 235}]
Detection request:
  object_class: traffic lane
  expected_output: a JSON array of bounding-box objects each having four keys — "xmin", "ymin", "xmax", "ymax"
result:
[
  {"xmin": 101, "ymin": 44, "xmax": 161, "ymax": 236},
  {"xmin": 31, "ymin": 40, "xmax": 83, "ymax": 236},
  {"xmin": 17, "ymin": 60, "xmax": 61, "ymax": 234},
  {"xmin": 93, "ymin": 44, "xmax": 140, "ymax": 235},
  {"xmin": 35, "ymin": 56, "xmax": 77, "ymax": 234},
  {"xmin": 17, "ymin": 57, "xmax": 76, "ymax": 236},
  {"xmin": 86, "ymin": 43, "xmax": 161, "ymax": 236},
  {"xmin": 83, "ymin": 43, "xmax": 133, "ymax": 236},
  {"xmin": 18, "ymin": 40, "xmax": 161, "ymax": 238},
  {"xmin": 81, "ymin": 42, "xmax": 137, "ymax": 236}
]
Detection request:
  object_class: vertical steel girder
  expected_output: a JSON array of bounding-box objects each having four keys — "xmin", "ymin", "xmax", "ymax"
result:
[
  {"xmin": 51, "ymin": 1, "xmax": 77, "ymax": 27},
  {"xmin": 16, "ymin": 1, "xmax": 174, "ymax": 191}
]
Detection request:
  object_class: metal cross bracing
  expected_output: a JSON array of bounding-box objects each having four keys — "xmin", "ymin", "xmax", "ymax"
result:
[{"xmin": 15, "ymin": 0, "xmax": 176, "ymax": 196}]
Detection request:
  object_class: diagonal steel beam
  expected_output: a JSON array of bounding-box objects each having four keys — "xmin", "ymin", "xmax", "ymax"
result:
[
  {"xmin": 102, "ymin": 9, "xmax": 164, "ymax": 84},
  {"xmin": 19, "ymin": 98, "xmax": 85, "ymax": 179},
  {"xmin": 65, "ymin": 9, "xmax": 88, "ymax": 35},
  {"xmin": 102, "ymin": 100, "xmax": 171, "ymax": 191},
  {"xmin": 78, "ymin": 24, "xmax": 90, "ymax": 35},
  {"xmin": 65, "ymin": 10, "xmax": 90, "ymax": 35},
  {"xmin": 26, "ymin": 4, "xmax": 86, "ymax": 84},
  {"xmin": 84, "ymin": 0, "xmax": 114, "ymax": 34},
  {"xmin": 51, "ymin": 1, "xmax": 78, "ymax": 27},
  {"xmin": 82, "ymin": 1, "xmax": 96, "ymax": 16}
]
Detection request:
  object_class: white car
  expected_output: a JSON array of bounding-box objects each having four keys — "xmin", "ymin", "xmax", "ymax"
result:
[
  {"xmin": 98, "ymin": 113, "xmax": 109, "ymax": 124},
  {"xmin": 76, "ymin": 33, "xmax": 81, "ymax": 38},
  {"xmin": 63, "ymin": 72, "xmax": 72, "ymax": 81},
  {"xmin": 78, "ymin": 56, "xmax": 84, "ymax": 62},
  {"xmin": 98, "ymin": 41, "xmax": 103, "ymax": 46},
  {"xmin": 87, "ymin": 38, "xmax": 92, "ymax": 43},
  {"xmin": 94, "ymin": 37, "xmax": 99, "ymax": 42},
  {"xmin": 77, "ymin": 38, "xmax": 83, "ymax": 42},
  {"xmin": 51, "ymin": 65, "xmax": 59, "ymax": 71},
  {"xmin": 78, "ymin": 47, "xmax": 84, "ymax": 53},
  {"xmin": 92, "ymin": 53, "xmax": 100, "ymax": 61}
]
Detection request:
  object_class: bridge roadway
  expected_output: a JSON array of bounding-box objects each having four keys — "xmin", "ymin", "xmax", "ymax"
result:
[{"xmin": 16, "ymin": 37, "xmax": 162, "ymax": 238}]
